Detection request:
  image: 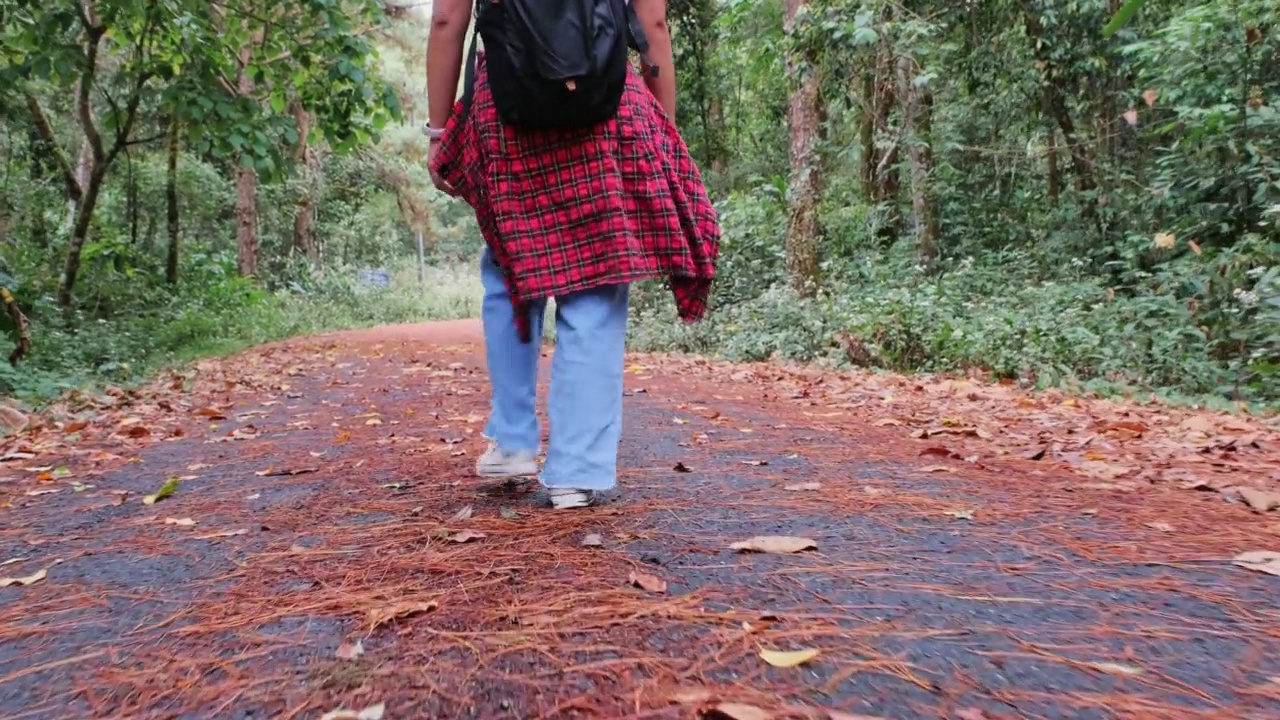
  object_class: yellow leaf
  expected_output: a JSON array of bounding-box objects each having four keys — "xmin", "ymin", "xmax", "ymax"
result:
[
  {"xmin": 164, "ymin": 517, "xmax": 197, "ymax": 527},
  {"xmin": 759, "ymin": 647, "xmax": 820, "ymax": 668}
]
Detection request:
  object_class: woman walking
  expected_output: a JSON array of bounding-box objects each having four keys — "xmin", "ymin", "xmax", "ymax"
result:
[{"xmin": 426, "ymin": 0, "xmax": 719, "ymax": 509}]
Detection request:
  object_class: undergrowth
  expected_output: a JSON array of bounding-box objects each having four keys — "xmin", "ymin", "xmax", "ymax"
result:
[
  {"xmin": 629, "ymin": 191, "xmax": 1280, "ymax": 411},
  {"xmin": 0, "ymin": 259, "xmax": 480, "ymax": 403}
]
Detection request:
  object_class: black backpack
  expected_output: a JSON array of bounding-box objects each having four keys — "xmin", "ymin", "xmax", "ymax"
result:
[{"xmin": 461, "ymin": 0, "xmax": 657, "ymax": 131}]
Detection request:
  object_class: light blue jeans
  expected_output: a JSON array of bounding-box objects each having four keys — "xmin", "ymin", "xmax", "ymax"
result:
[{"xmin": 480, "ymin": 247, "xmax": 629, "ymax": 491}]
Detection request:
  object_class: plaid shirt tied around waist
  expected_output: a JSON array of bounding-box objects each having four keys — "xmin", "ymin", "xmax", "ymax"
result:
[{"xmin": 429, "ymin": 56, "xmax": 721, "ymax": 343}]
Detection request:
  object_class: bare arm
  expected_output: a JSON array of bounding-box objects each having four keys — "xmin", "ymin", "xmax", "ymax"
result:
[
  {"xmin": 427, "ymin": 0, "xmax": 472, "ymax": 132},
  {"xmin": 633, "ymin": 0, "xmax": 676, "ymax": 119}
]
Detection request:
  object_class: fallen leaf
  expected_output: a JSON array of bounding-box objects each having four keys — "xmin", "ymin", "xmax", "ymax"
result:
[
  {"xmin": 705, "ymin": 704, "xmax": 771, "ymax": 720},
  {"xmin": 0, "ymin": 405, "xmax": 29, "ymax": 433},
  {"xmin": 946, "ymin": 509, "xmax": 975, "ymax": 521},
  {"xmin": 730, "ymin": 536, "xmax": 817, "ymax": 554},
  {"xmin": 164, "ymin": 517, "xmax": 197, "ymax": 527},
  {"xmin": 319, "ymin": 703, "xmax": 385, "ymax": 720},
  {"xmin": 674, "ymin": 462, "xmax": 694, "ymax": 473},
  {"xmin": 956, "ymin": 710, "xmax": 991, "ymax": 720},
  {"xmin": 24, "ymin": 488, "xmax": 59, "ymax": 497},
  {"xmin": 759, "ymin": 647, "xmax": 820, "ymax": 668},
  {"xmin": 447, "ymin": 530, "xmax": 486, "ymax": 543},
  {"xmin": 0, "ymin": 557, "xmax": 25, "ymax": 567},
  {"xmin": 1145, "ymin": 522, "xmax": 1174, "ymax": 532},
  {"xmin": 1077, "ymin": 460, "xmax": 1132, "ymax": 480},
  {"xmin": 581, "ymin": 533, "xmax": 604, "ymax": 547},
  {"xmin": 500, "ymin": 507, "xmax": 520, "ymax": 520},
  {"xmin": 255, "ymin": 467, "xmax": 319, "ymax": 477},
  {"xmin": 192, "ymin": 529, "xmax": 249, "ymax": 540},
  {"xmin": 1239, "ymin": 488, "xmax": 1280, "ymax": 514},
  {"xmin": 143, "ymin": 477, "xmax": 180, "ymax": 505},
  {"xmin": 629, "ymin": 570, "xmax": 668, "ymax": 594},
  {"xmin": 335, "ymin": 639, "xmax": 365, "ymax": 660},
  {"xmin": 196, "ymin": 407, "xmax": 228, "ymax": 420},
  {"xmin": 1088, "ymin": 661, "xmax": 1145, "ymax": 677},
  {"xmin": 742, "ymin": 460, "xmax": 769, "ymax": 467},
  {"xmin": 0, "ymin": 568, "xmax": 47, "ymax": 588},
  {"xmin": 671, "ymin": 687, "xmax": 715, "ymax": 705},
  {"xmin": 367, "ymin": 600, "xmax": 437, "ymax": 629},
  {"xmin": 922, "ymin": 466, "xmax": 951, "ymax": 473},
  {"xmin": 1233, "ymin": 550, "xmax": 1280, "ymax": 577},
  {"xmin": 451, "ymin": 505, "xmax": 474, "ymax": 521},
  {"xmin": 784, "ymin": 482, "xmax": 822, "ymax": 492}
]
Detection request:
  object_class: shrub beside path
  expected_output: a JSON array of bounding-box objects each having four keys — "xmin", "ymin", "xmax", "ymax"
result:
[{"xmin": 2, "ymin": 320, "xmax": 1279, "ymax": 720}]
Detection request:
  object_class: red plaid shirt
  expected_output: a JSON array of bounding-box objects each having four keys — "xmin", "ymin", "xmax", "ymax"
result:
[{"xmin": 429, "ymin": 56, "xmax": 720, "ymax": 343}]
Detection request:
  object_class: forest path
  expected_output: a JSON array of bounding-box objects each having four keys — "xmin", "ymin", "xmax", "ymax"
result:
[{"xmin": 2, "ymin": 320, "xmax": 1279, "ymax": 720}]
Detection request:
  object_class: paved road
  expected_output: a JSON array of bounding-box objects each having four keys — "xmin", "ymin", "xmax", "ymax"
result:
[{"xmin": 1, "ymin": 321, "xmax": 1277, "ymax": 720}]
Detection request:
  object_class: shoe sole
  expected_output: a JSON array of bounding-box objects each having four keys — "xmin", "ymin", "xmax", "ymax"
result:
[
  {"xmin": 476, "ymin": 467, "xmax": 538, "ymax": 478},
  {"xmin": 549, "ymin": 490, "xmax": 594, "ymax": 509}
]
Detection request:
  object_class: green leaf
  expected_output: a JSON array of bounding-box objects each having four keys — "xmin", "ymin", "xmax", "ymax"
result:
[
  {"xmin": 143, "ymin": 477, "xmax": 180, "ymax": 505},
  {"xmin": 1102, "ymin": 0, "xmax": 1143, "ymax": 37}
]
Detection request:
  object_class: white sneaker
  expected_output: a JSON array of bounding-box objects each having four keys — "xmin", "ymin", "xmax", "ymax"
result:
[
  {"xmin": 475, "ymin": 443, "xmax": 539, "ymax": 478},
  {"xmin": 548, "ymin": 488, "xmax": 595, "ymax": 509}
]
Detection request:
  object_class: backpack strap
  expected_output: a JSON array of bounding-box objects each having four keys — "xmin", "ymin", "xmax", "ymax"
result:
[
  {"xmin": 623, "ymin": 0, "xmax": 660, "ymax": 78},
  {"xmin": 459, "ymin": 23, "xmax": 481, "ymax": 123}
]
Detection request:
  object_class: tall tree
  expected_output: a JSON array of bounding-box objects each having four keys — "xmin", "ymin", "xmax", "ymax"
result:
[{"xmin": 783, "ymin": 0, "xmax": 823, "ymax": 294}]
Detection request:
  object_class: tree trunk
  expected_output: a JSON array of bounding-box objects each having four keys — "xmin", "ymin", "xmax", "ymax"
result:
[
  {"xmin": 235, "ymin": 45, "xmax": 259, "ymax": 278},
  {"xmin": 871, "ymin": 39, "xmax": 900, "ymax": 245},
  {"xmin": 57, "ymin": 168, "xmax": 105, "ymax": 307},
  {"xmin": 235, "ymin": 164, "xmax": 258, "ymax": 277},
  {"xmin": 166, "ymin": 114, "xmax": 181, "ymax": 285},
  {"xmin": 291, "ymin": 102, "xmax": 319, "ymax": 264},
  {"xmin": 896, "ymin": 55, "xmax": 940, "ymax": 266},
  {"xmin": 1046, "ymin": 128, "xmax": 1061, "ymax": 203},
  {"xmin": 783, "ymin": 0, "xmax": 822, "ymax": 295}
]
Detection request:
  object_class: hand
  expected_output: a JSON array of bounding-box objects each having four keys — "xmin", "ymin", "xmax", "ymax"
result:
[{"xmin": 427, "ymin": 139, "xmax": 458, "ymax": 197}]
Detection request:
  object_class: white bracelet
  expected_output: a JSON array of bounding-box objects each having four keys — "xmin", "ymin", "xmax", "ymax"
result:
[{"xmin": 423, "ymin": 124, "xmax": 445, "ymax": 140}]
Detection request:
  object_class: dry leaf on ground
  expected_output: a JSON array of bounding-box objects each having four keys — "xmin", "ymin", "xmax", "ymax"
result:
[
  {"xmin": 1088, "ymin": 661, "xmax": 1145, "ymax": 676},
  {"xmin": 1233, "ymin": 550, "xmax": 1280, "ymax": 577},
  {"xmin": 319, "ymin": 703, "xmax": 385, "ymax": 720},
  {"xmin": 759, "ymin": 647, "xmax": 820, "ymax": 668},
  {"xmin": 581, "ymin": 533, "xmax": 604, "ymax": 547},
  {"xmin": 451, "ymin": 505, "xmax": 474, "ymax": 521},
  {"xmin": 163, "ymin": 517, "xmax": 196, "ymax": 527},
  {"xmin": 367, "ymin": 600, "xmax": 437, "ymax": 629},
  {"xmin": 0, "ymin": 567, "xmax": 47, "ymax": 588},
  {"xmin": 1239, "ymin": 488, "xmax": 1280, "ymax": 513},
  {"xmin": 192, "ymin": 529, "xmax": 248, "ymax": 540},
  {"xmin": 1146, "ymin": 522, "xmax": 1174, "ymax": 532},
  {"xmin": 730, "ymin": 536, "xmax": 817, "ymax": 554},
  {"xmin": 447, "ymin": 530, "xmax": 486, "ymax": 543},
  {"xmin": 670, "ymin": 688, "xmax": 715, "ymax": 705},
  {"xmin": 629, "ymin": 570, "xmax": 668, "ymax": 594},
  {"xmin": 335, "ymin": 639, "xmax": 365, "ymax": 660},
  {"xmin": 784, "ymin": 482, "xmax": 822, "ymax": 491},
  {"xmin": 704, "ymin": 703, "xmax": 772, "ymax": 720}
]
